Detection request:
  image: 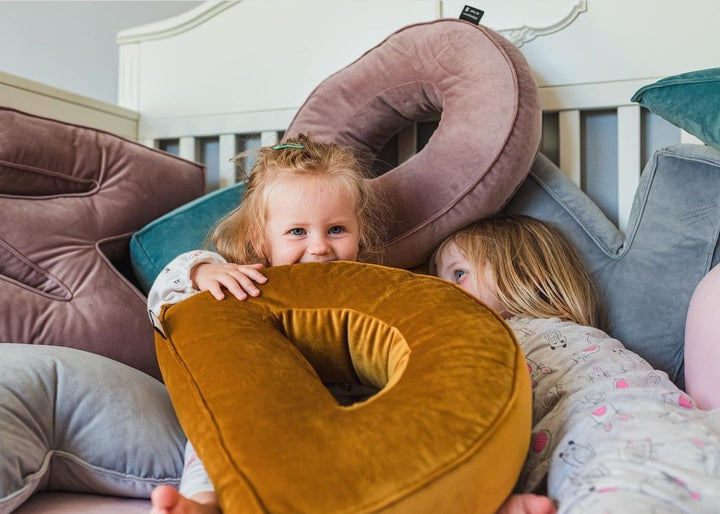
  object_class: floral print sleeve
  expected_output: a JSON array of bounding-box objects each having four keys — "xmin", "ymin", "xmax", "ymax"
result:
[
  {"xmin": 146, "ymin": 250, "xmax": 227, "ymax": 324},
  {"xmin": 509, "ymin": 316, "xmax": 720, "ymax": 513}
]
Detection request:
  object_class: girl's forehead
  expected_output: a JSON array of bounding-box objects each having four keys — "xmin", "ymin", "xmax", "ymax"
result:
[
  {"xmin": 270, "ymin": 173, "xmax": 354, "ymax": 200},
  {"xmin": 435, "ymin": 242, "xmax": 460, "ymax": 268},
  {"xmin": 441, "ymin": 241, "xmax": 464, "ymax": 259}
]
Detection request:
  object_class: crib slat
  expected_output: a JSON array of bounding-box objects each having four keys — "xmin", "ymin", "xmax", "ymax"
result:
[
  {"xmin": 397, "ymin": 124, "xmax": 418, "ymax": 163},
  {"xmin": 559, "ymin": 110, "xmax": 581, "ymax": 187},
  {"xmin": 617, "ymin": 105, "xmax": 641, "ymax": 233},
  {"xmin": 261, "ymin": 131, "xmax": 279, "ymax": 147},
  {"xmin": 218, "ymin": 134, "xmax": 238, "ymax": 188},
  {"xmin": 179, "ymin": 137, "xmax": 197, "ymax": 162}
]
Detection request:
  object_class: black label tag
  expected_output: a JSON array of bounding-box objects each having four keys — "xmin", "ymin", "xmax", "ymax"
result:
[{"xmin": 459, "ymin": 5, "xmax": 484, "ymax": 25}]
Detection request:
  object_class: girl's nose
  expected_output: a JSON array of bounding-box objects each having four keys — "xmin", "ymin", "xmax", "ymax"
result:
[{"xmin": 308, "ymin": 236, "xmax": 331, "ymax": 255}]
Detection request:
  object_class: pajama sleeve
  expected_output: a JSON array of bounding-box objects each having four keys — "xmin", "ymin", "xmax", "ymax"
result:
[
  {"xmin": 178, "ymin": 440, "xmax": 215, "ymax": 498},
  {"xmin": 147, "ymin": 250, "xmax": 227, "ymax": 322}
]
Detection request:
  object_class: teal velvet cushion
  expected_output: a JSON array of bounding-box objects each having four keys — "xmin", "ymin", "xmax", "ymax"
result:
[
  {"xmin": 0, "ymin": 344, "xmax": 185, "ymax": 512},
  {"xmin": 631, "ymin": 68, "xmax": 720, "ymax": 151},
  {"xmin": 130, "ymin": 182, "xmax": 245, "ymax": 293}
]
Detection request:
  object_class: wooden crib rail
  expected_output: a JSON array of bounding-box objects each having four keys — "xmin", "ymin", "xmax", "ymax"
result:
[
  {"xmin": 0, "ymin": 71, "xmax": 138, "ymax": 140},
  {"xmin": 117, "ymin": 0, "xmax": 719, "ymax": 233},
  {"xmin": 147, "ymin": 78, "xmax": 688, "ymax": 234}
]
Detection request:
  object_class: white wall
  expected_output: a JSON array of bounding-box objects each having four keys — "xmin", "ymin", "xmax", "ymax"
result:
[{"xmin": 0, "ymin": 1, "xmax": 201, "ymax": 105}]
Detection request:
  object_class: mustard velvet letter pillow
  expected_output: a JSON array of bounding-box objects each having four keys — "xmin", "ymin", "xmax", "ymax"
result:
[{"xmin": 155, "ymin": 262, "xmax": 531, "ymax": 513}]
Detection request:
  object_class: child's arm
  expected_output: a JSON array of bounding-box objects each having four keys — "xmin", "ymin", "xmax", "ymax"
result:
[
  {"xmin": 147, "ymin": 250, "xmax": 228, "ymax": 317},
  {"xmin": 684, "ymin": 264, "xmax": 720, "ymax": 410},
  {"xmin": 147, "ymin": 250, "xmax": 268, "ymax": 318},
  {"xmin": 150, "ymin": 441, "xmax": 220, "ymax": 513}
]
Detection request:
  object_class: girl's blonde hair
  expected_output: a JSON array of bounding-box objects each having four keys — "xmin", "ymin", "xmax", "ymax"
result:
[
  {"xmin": 431, "ymin": 214, "xmax": 599, "ymax": 327},
  {"xmin": 210, "ymin": 133, "xmax": 387, "ymax": 265}
]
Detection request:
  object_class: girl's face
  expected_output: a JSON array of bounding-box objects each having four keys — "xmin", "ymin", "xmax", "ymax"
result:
[
  {"xmin": 265, "ymin": 175, "xmax": 360, "ymax": 266},
  {"xmin": 436, "ymin": 241, "xmax": 508, "ymax": 318}
]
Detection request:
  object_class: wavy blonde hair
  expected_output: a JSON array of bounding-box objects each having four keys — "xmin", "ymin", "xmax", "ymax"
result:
[
  {"xmin": 210, "ymin": 133, "xmax": 387, "ymax": 265},
  {"xmin": 431, "ymin": 214, "xmax": 599, "ymax": 327}
]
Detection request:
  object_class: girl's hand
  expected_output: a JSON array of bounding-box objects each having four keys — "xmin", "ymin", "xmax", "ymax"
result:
[{"xmin": 190, "ymin": 262, "xmax": 267, "ymax": 301}]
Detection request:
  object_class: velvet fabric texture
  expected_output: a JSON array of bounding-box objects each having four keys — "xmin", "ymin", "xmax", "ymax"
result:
[
  {"xmin": 503, "ymin": 144, "xmax": 720, "ymax": 389},
  {"xmin": 631, "ymin": 68, "xmax": 720, "ymax": 151},
  {"xmin": 156, "ymin": 262, "xmax": 531, "ymax": 513},
  {"xmin": 129, "ymin": 140, "xmax": 720, "ymax": 394},
  {"xmin": 0, "ymin": 108, "xmax": 205, "ymax": 379},
  {"xmin": 131, "ymin": 182, "xmax": 245, "ymax": 294},
  {"xmin": 137, "ymin": 145, "xmax": 720, "ymax": 392},
  {"xmin": 285, "ymin": 19, "xmax": 541, "ymax": 269},
  {"xmin": 0, "ymin": 344, "xmax": 184, "ymax": 513}
]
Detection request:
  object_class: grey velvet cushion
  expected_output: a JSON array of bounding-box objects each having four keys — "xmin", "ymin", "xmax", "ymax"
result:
[
  {"xmin": 0, "ymin": 344, "xmax": 185, "ymax": 513},
  {"xmin": 504, "ymin": 144, "xmax": 720, "ymax": 389}
]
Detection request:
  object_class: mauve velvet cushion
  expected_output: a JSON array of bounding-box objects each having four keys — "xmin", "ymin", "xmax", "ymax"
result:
[
  {"xmin": 0, "ymin": 344, "xmax": 184, "ymax": 513},
  {"xmin": 0, "ymin": 108, "xmax": 205, "ymax": 380},
  {"xmin": 285, "ymin": 19, "xmax": 541, "ymax": 269},
  {"xmin": 13, "ymin": 493, "xmax": 150, "ymax": 514},
  {"xmin": 155, "ymin": 262, "xmax": 531, "ymax": 513}
]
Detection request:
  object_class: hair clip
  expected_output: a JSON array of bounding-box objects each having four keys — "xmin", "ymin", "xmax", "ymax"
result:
[{"xmin": 272, "ymin": 143, "xmax": 305, "ymax": 150}]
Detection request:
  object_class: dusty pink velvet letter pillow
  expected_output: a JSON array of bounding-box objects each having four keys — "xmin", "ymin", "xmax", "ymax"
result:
[
  {"xmin": 286, "ymin": 19, "xmax": 541, "ymax": 268},
  {"xmin": 0, "ymin": 108, "xmax": 205, "ymax": 380}
]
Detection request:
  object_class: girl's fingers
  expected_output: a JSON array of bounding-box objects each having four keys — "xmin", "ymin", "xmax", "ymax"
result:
[
  {"xmin": 223, "ymin": 280, "xmax": 250, "ymax": 301},
  {"xmin": 227, "ymin": 272, "xmax": 260, "ymax": 299},
  {"xmin": 207, "ymin": 282, "xmax": 226, "ymax": 301},
  {"xmin": 197, "ymin": 263, "xmax": 268, "ymax": 301},
  {"xmin": 235, "ymin": 264, "xmax": 268, "ymax": 283}
]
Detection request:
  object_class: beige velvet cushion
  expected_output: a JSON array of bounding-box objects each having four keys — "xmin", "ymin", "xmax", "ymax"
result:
[
  {"xmin": 285, "ymin": 19, "xmax": 541, "ymax": 269},
  {"xmin": 156, "ymin": 262, "xmax": 531, "ymax": 513}
]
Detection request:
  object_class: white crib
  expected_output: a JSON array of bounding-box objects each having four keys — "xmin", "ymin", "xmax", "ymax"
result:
[
  {"xmin": 114, "ymin": 0, "xmax": 717, "ymax": 233},
  {"xmin": 3, "ymin": 0, "xmax": 715, "ymax": 233}
]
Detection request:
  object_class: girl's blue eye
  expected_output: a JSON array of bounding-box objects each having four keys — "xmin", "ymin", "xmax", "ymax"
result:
[
  {"xmin": 453, "ymin": 269, "xmax": 467, "ymax": 282},
  {"xmin": 329, "ymin": 226, "xmax": 345, "ymax": 234},
  {"xmin": 289, "ymin": 228, "xmax": 305, "ymax": 236}
]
